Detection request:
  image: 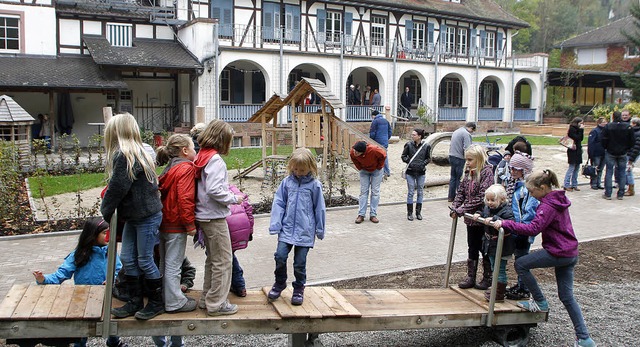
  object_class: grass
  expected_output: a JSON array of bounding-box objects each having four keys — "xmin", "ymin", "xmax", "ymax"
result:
[
  {"xmin": 474, "ymin": 135, "xmax": 561, "ymax": 146},
  {"xmin": 30, "ymin": 146, "xmax": 295, "ymax": 198}
]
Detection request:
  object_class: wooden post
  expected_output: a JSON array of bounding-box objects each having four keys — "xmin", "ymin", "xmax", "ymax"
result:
[
  {"xmin": 290, "ymin": 100, "xmax": 296, "ymax": 151},
  {"xmin": 321, "ymin": 100, "xmax": 328, "ymax": 172},
  {"xmin": 196, "ymin": 106, "xmax": 206, "ymax": 124},
  {"xmin": 261, "ymin": 114, "xmax": 267, "ymax": 172},
  {"xmin": 103, "ymin": 107, "xmax": 113, "ymax": 125},
  {"xmin": 273, "ymin": 111, "xmax": 278, "ymax": 155},
  {"xmin": 48, "ymin": 92, "xmax": 55, "ymax": 148}
]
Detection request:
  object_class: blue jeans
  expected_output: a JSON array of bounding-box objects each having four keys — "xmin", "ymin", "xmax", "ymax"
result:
[
  {"xmin": 274, "ymin": 241, "xmax": 309, "ymax": 289},
  {"xmin": 589, "ymin": 156, "xmax": 605, "ymax": 188},
  {"xmin": 626, "ymin": 155, "xmax": 636, "ymax": 186},
  {"xmin": 383, "ymin": 145, "xmax": 390, "ymax": 176},
  {"xmin": 120, "ymin": 211, "xmax": 162, "ymax": 279},
  {"xmin": 358, "ymin": 168, "xmax": 384, "ymax": 217},
  {"xmin": 489, "ymin": 255, "xmax": 508, "ymax": 283},
  {"xmin": 448, "ymin": 156, "xmax": 465, "ymax": 200},
  {"xmin": 513, "ymin": 236, "xmax": 533, "ymax": 289},
  {"xmin": 152, "ymin": 335, "xmax": 184, "ymax": 347},
  {"xmin": 563, "ymin": 163, "xmax": 580, "ymax": 188},
  {"xmin": 515, "ymin": 249, "xmax": 590, "ymax": 340},
  {"xmin": 604, "ymin": 152, "xmax": 628, "ymax": 198},
  {"xmin": 231, "ymin": 253, "xmax": 245, "ymax": 290},
  {"xmin": 406, "ymin": 174, "xmax": 426, "ymax": 204}
]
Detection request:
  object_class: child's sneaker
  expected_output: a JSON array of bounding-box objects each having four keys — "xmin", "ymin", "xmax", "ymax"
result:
[
  {"xmin": 517, "ymin": 298, "xmax": 548, "ymax": 312},
  {"xmin": 267, "ymin": 282, "xmax": 287, "ymax": 301},
  {"xmin": 207, "ymin": 300, "xmax": 238, "ymax": 316},
  {"xmin": 291, "ymin": 287, "xmax": 304, "ymax": 306},
  {"xmin": 574, "ymin": 337, "xmax": 596, "ymax": 347},
  {"xmin": 230, "ymin": 286, "xmax": 247, "ymax": 297}
]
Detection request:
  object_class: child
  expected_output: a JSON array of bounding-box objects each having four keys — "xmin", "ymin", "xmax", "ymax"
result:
[
  {"xmin": 268, "ymin": 148, "xmax": 326, "ymax": 305},
  {"xmin": 156, "ymin": 134, "xmax": 198, "ymax": 313},
  {"xmin": 504, "ymin": 151, "xmax": 540, "ymax": 300},
  {"xmin": 450, "ymin": 144, "xmax": 494, "ymax": 290},
  {"xmin": 33, "ymin": 217, "xmax": 125, "ymax": 347},
  {"xmin": 473, "ymin": 184, "xmax": 514, "ymax": 302},
  {"xmin": 101, "ymin": 113, "xmax": 164, "ymax": 320},
  {"xmin": 227, "ymin": 184, "xmax": 254, "ymax": 297},
  {"xmin": 493, "ymin": 169, "xmax": 596, "ymax": 347},
  {"xmin": 193, "ymin": 119, "xmax": 244, "ymax": 316}
]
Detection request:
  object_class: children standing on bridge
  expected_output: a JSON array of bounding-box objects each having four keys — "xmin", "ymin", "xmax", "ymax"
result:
[
  {"xmin": 33, "ymin": 217, "xmax": 126, "ymax": 347},
  {"xmin": 473, "ymin": 184, "xmax": 514, "ymax": 302},
  {"xmin": 268, "ymin": 148, "xmax": 326, "ymax": 305},
  {"xmin": 450, "ymin": 144, "xmax": 495, "ymax": 290},
  {"xmin": 492, "ymin": 169, "xmax": 596, "ymax": 347},
  {"xmin": 156, "ymin": 134, "xmax": 198, "ymax": 314}
]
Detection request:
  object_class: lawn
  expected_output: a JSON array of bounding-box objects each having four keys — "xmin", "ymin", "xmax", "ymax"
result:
[
  {"xmin": 30, "ymin": 146, "xmax": 294, "ymax": 198},
  {"xmin": 474, "ymin": 134, "xmax": 560, "ymax": 146}
]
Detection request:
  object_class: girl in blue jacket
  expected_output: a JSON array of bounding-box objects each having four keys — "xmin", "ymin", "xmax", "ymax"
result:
[
  {"xmin": 268, "ymin": 148, "xmax": 326, "ymax": 305},
  {"xmin": 33, "ymin": 217, "xmax": 125, "ymax": 347}
]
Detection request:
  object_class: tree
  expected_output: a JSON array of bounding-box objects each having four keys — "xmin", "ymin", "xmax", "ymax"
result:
[{"xmin": 622, "ymin": 2, "xmax": 640, "ymax": 101}]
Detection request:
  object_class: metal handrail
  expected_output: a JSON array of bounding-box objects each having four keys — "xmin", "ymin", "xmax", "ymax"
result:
[{"xmin": 101, "ymin": 210, "xmax": 119, "ymax": 338}]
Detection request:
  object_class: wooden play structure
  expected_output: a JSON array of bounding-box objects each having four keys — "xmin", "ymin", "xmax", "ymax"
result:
[
  {"xmin": 236, "ymin": 77, "xmax": 379, "ymax": 179},
  {"xmin": 0, "ymin": 211, "xmax": 547, "ymax": 347},
  {"xmin": 0, "ymin": 95, "xmax": 35, "ymax": 169}
]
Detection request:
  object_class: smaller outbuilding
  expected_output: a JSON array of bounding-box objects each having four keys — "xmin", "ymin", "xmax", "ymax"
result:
[{"xmin": 0, "ymin": 95, "xmax": 36, "ymax": 168}]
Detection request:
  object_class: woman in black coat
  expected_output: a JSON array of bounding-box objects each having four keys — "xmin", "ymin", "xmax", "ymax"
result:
[
  {"xmin": 563, "ymin": 117, "xmax": 584, "ymax": 191},
  {"xmin": 401, "ymin": 128, "xmax": 431, "ymax": 221}
]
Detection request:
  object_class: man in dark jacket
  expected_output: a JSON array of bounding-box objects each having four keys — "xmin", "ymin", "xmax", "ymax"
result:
[
  {"xmin": 400, "ymin": 86, "xmax": 413, "ymax": 118},
  {"xmin": 369, "ymin": 110, "xmax": 393, "ymax": 177},
  {"xmin": 587, "ymin": 117, "xmax": 607, "ymax": 189},
  {"xmin": 602, "ymin": 111, "xmax": 635, "ymax": 200},
  {"xmin": 625, "ymin": 117, "xmax": 640, "ymax": 196}
]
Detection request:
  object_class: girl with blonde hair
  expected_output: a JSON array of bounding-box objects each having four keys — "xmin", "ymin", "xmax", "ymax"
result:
[
  {"xmin": 268, "ymin": 148, "xmax": 326, "ymax": 306},
  {"xmin": 101, "ymin": 113, "xmax": 164, "ymax": 320},
  {"xmin": 450, "ymin": 144, "xmax": 494, "ymax": 290}
]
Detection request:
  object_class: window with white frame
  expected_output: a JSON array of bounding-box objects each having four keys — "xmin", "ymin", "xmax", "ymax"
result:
[
  {"xmin": 482, "ymin": 82, "xmax": 494, "ymax": 107},
  {"xmin": 576, "ymin": 47, "xmax": 607, "ymax": 65},
  {"xmin": 457, "ymin": 28, "xmax": 467, "ymax": 56},
  {"xmin": 250, "ymin": 136, "xmax": 262, "ymax": 147},
  {"xmin": 443, "ymin": 79, "xmax": 462, "ymax": 107},
  {"xmin": 107, "ymin": 23, "xmax": 133, "ymax": 47},
  {"xmin": 445, "ymin": 26, "xmax": 456, "ymax": 54},
  {"xmin": 0, "ymin": 15, "xmax": 20, "ymax": 52},
  {"xmin": 325, "ymin": 11, "xmax": 342, "ymax": 43},
  {"xmin": 232, "ymin": 136, "xmax": 242, "ymax": 148},
  {"xmin": 626, "ymin": 45, "xmax": 640, "ymax": 58},
  {"xmin": 412, "ymin": 22, "xmax": 426, "ymax": 50},
  {"xmin": 484, "ymin": 31, "xmax": 495, "ymax": 57},
  {"xmin": 371, "ymin": 16, "xmax": 386, "ymax": 47}
]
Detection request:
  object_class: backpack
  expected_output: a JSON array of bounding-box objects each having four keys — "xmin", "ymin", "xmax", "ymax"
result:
[{"xmin": 487, "ymin": 152, "xmax": 504, "ymax": 173}]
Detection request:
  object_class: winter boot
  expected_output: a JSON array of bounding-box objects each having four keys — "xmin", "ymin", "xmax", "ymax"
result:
[
  {"xmin": 484, "ymin": 282, "xmax": 507, "ymax": 302},
  {"xmin": 625, "ymin": 184, "xmax": 635, "ymax": 196},
  {"xmin": 406, "ymin": 204, "xmax": 414, "ymax": 221},
  {"xmin": 415, "ymin": 203, "xmax": 423, "ymax": 220},
  {"xmin": 111, "ymin": 275, "xmax": 143, "ymax": 318},
  {"xmin": 475, "ymin": 257, "xmax": 493, "ymax": 290},
  {"xmin": 135, "ymin": 277, "xmax": 165, "ymax": 320},
  {"xmin": 291, "ymin": 286, "xmax": 305, "ymax": 306},
  {"xmin": 267, "ymin": 282, "xmax": 287, "ymax": 301},
  {"xmin": 458, "ymin": 259, "xmax": 478, "ymax": 289}
]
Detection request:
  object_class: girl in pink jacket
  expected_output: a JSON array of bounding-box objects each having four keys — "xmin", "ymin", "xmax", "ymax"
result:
[{"xmin": 226, "ymin": 184, "xmax": 254, "ymax": 297}]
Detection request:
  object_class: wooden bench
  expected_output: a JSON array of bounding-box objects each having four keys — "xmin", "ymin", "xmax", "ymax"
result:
[{"xmin": 0, "ymin": 283, "xmax": 546, "ymax": 346}]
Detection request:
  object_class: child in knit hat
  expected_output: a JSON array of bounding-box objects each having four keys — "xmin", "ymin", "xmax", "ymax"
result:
[{"xmin": 504, "ymin": 151, "xmax": 540, "ymax": 300}]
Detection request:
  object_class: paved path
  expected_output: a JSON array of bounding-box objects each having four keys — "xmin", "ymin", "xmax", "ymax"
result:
[{"xmin": 1, "ymin": 188, "xmax": 638, "ymax": 298}]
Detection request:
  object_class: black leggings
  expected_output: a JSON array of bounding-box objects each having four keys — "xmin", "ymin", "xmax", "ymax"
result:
[{"xmin": 466, "ymin": 225, "xmax": 485, "ymax": 260}]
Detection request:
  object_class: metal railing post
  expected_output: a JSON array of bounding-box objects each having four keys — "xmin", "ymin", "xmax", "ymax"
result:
[{"xmin": 101, "ymin": 210, "xmax": 119, "ymax": 338}]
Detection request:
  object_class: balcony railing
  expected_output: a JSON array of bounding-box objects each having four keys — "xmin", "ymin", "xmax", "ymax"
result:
[
  {"xmin": 439, "ymin": 107, "xmax": 467, "ymax": 121},
  {"xmin": 217, "ymin": 25, "xmax": 544, "ymax": 70},
  {"xmin": 219, "ymin": 104, "xmax": 262, "ymax": 122},
  {"xmin": 218, "ymin": 104, "xmax": 386, "ymax": 123},
  {"xmin": 478, "ymin": 108, "xmax": 504, "ymax": 121},
  {"xmin": 514, "ymin": 108, "xmax": 536, "ymax": 121}
]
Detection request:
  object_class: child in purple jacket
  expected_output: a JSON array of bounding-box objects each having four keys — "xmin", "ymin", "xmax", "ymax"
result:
[
  {"xmin": 226, "ymin": 184, "xmax": 254, "ymax": 297},
  {"xmin": 493, "ymin": 169, "xmax": 596, "ymax": 347}
]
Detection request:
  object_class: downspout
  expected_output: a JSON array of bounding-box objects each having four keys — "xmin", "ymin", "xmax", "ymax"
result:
[
  {"xmin": 434, "ymin": 44, "xmax": 439, "ymax": 122},
  {"xmin": 392, "ymin": 38, "xmax": 397, "ymax": 129},
  {"xmin": 510, "ymin": 31, "xmax": 519, "ymax": 129},
  {"xmin": 214, "ymin": 23, "xmax": 220, "ymax": 121},
  {"xmin": 340, "ymin": 32, "xmax": 345, "ymax": 120},
  {"xmin": 540, "ymin": 56, "xmax": 546, "ymax": 124},
  {"xmin": 280, "ymin": 25, "xmax": 285, "ymax": 125},
  {"xmin": 475, "ymin": 46, "xmax": 480, "ymax": 123}
]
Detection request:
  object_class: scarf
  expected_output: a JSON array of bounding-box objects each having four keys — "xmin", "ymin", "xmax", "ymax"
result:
[{"xmin": 193, "ymin": 147, "xmax": 218, "ymax": 179}]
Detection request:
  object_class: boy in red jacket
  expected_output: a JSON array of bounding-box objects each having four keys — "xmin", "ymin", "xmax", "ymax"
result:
[{"xmin": 350, "ymin": 141, "xmax": 386, "ymax": 224}]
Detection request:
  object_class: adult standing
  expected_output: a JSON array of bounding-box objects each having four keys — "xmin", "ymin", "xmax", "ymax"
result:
[
  {"xmin": 587, "ymin": 117, "xmax": 607, "ymax": 190},
  {"xmin": 448, "ymin": 122, "xmax": 476, "ymax": 202},
  {"xmin": 362, "ymin": 85, "xmax": 372, "ymax": 105},
  {"xmin": 369, "ymin": 110, "xmax": 392, "ymax": 177},
  {"xmin": 354, "ymin": 84, "xmax": 362, "ymax": 105},
  {"xmin": 400, "ymin": 86, "xmax": 413, "ymax": 118},
  {"xmin": 39, "ymin": 114, "xmax": 52, "ymax": 151},
  {"xmin": 350, "ymin": 141, "xmax": 386, "ymax": 224},
  {"xmin": 347, "ymin": 85, "xmax": 358, "ymax": 105},
  {"xmin": 401, "ymin": 129, "xmax": 431, "ymax": 221},
  {"xmin": 602, "ymin": 111, "xmax": 635, "ymax": 200},
  {"xmin": 624, "ymin": 117, "xmax": 640, "ymax": 196},
  {"xmin": 562, "ymin": 117, "xmax": 584, "ymax": 192},
  {"xmin": 370, "ymin": 88, "xmax": 381, "ymax": 106}
]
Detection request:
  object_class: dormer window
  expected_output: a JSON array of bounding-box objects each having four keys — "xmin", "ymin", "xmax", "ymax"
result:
[
  {"xmin": 107, "ymin": 23, "xmax": 132, "ymax": 47},
  {"xmin": 626, "ymin": 45, "xmax": 640, "ymax": 59}
]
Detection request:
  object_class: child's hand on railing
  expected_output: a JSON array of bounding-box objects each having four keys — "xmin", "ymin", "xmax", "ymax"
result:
[{"xmin": 492, "ymin": 220, "xmax": 503, "ymax": 230}]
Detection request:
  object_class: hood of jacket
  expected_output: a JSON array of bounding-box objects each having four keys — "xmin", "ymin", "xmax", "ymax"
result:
[
  {"xmin": 542, "ymin": 190, "xmax": 571, "ymax": 212},
  {"xmin": 158, "ymin": 157, "xmax": 193, "ymax": 195},
  {"xmin": 290, "ymin": 172, "xmax": 316, "ymax": 184}
]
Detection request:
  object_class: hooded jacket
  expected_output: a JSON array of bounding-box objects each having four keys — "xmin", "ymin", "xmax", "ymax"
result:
[
  {"xmin": 512, "ymin": 180, "xmax": 539, "ymax": 224},
  {"xmin": 587, "ymin": 125, "xmax": 605, "ymax": 159},
  {"xmin": 42, "ymin": 246, "xmax": 122, "ymax": 285},
  {"xmin": 369, "ymin": 114, "xmax": 392, "ymax": 147},
  {"xmin": 194, "ymin": 150, "xmax": 237, "ymax": 220},
  {"xmin": 350, "ymin": 144, "xmax": 386, "ymax": 172},
  {"xmin": 479, "ymin": 202, "xmax": 515, "ymax": 257},
  {"xmin": 501, "ymin": 190, "xmax": 578, "ymax": 258},
  {"xmin": 158, "ymin": 157, "xmax": 196, "ymax": 233},
  {"xmin": 227, "ymin": 184, "xmax": 254, "ymax": 251},
  {"xmin": 627, "ymin": 125, "xmax": 640, "ymax": 163},
  {"xmin": 269, "ymin": 173, "xmax": 326, "ymax": 247}
]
